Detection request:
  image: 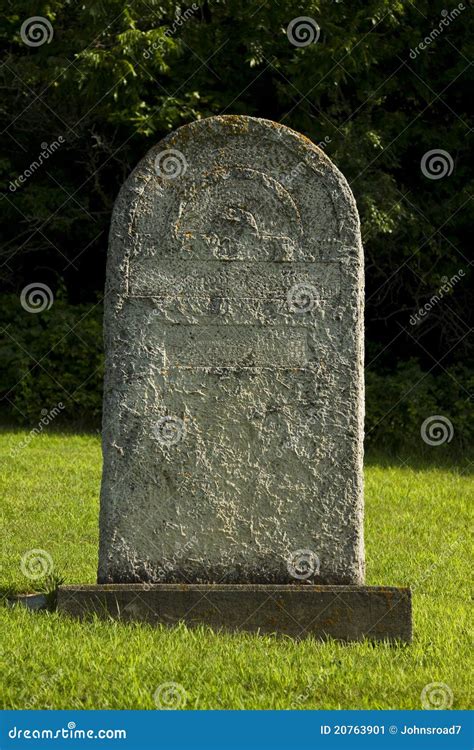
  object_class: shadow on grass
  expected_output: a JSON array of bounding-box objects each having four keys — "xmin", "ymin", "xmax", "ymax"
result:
[
  {"xmin": 2, "ymin": 418, "xmax": 472, "ymax": 473},
  {"xmin": 0, "ymin": 573, "xmax": 65, "ymax": 611},
  {"xmin": 0, "ymin": 420, "xmax": 101, "ymax": 438},
  {"xmin": 365, "ymin": 447, "xmax": 473, "ymax": 474}
]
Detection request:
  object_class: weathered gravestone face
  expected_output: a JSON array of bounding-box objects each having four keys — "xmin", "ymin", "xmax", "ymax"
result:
[{"xmin": 98, "ymin": 115, "xmax": 364, "ymax": 586}]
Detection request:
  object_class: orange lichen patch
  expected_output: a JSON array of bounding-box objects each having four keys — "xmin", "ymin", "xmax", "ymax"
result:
[
  {"xmin": 319, "ymin": 617, "xmax": 338, "ymax": 626},
  {"xmin": 156, "ymin": 116, "xmax": 329, "ymax": 168},
  {"xmin": 216, "ymin": 115, "xmax": 251, "ymax": 133},
  {"xmin": 202, "ymin": 166, "xmax": 229, "ymax": 179}
]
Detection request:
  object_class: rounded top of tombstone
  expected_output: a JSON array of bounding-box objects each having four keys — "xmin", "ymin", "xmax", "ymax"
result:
[
  {"xmin": 114, "ymin": 114, "xmax": 359, "ymax": 217},
  {"xmin": 160, "ymin": 114, "xmax": 322, "ymax": 151},
  {"xmin": 107, "ymin": 115, "xmax": 362, "ymax": 296},
  {"xmin": 148, "ymin": 114, "xmax": 345, "ymax": 184}
]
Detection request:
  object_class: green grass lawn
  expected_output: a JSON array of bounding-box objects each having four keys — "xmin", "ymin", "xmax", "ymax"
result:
[{"xmin": 0, "ymin": 430, "xmax": 472, "ymax": 710}]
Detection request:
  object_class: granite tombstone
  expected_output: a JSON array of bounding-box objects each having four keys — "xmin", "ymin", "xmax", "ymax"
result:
[
  {"xmin": 59, "ymin": 116, "xmax": 411, "ymax": 641},
  {"xmin": 98, "ymin": 115, "xmax": 364, "ymax": 586}
]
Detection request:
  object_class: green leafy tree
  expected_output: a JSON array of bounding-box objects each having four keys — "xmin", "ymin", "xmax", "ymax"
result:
[{"xmin": 0, "ymin": 0, "xmax": 472, "ymax": 445}]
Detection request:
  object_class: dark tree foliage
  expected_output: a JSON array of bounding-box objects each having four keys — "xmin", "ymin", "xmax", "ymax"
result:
[{"xmin": 0, "ymin": 0, "xmax": 472, "ymax": 446}]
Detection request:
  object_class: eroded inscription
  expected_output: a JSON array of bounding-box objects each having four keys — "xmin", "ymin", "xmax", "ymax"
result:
[{"xmin": 99, "ymin": 116, "xmax": 364, "ymax": 587}]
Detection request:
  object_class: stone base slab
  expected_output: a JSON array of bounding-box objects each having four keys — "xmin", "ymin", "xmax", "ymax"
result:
[{"xmin": 57, "ymin": 584, "xmax": 412, "ymax": 643}]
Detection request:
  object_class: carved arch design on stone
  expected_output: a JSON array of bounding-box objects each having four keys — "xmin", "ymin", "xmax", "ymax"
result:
[{"xmin": 174, "ymin": 166, "xmax": 304, "ymax": 262}]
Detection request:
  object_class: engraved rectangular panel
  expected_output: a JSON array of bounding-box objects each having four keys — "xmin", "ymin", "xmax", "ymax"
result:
[
  {"xmin": 164, "ymin": 325, "xmax": 308, "ymax": 368},
  {"xmin": 128, "ymin": 259, "xmax": 341, "ymax": 299}
]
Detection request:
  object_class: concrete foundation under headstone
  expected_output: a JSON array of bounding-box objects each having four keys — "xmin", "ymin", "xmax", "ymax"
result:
[{"xmin": 57, "ymin": 584, "xmax": 412, "ymax": 642}]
